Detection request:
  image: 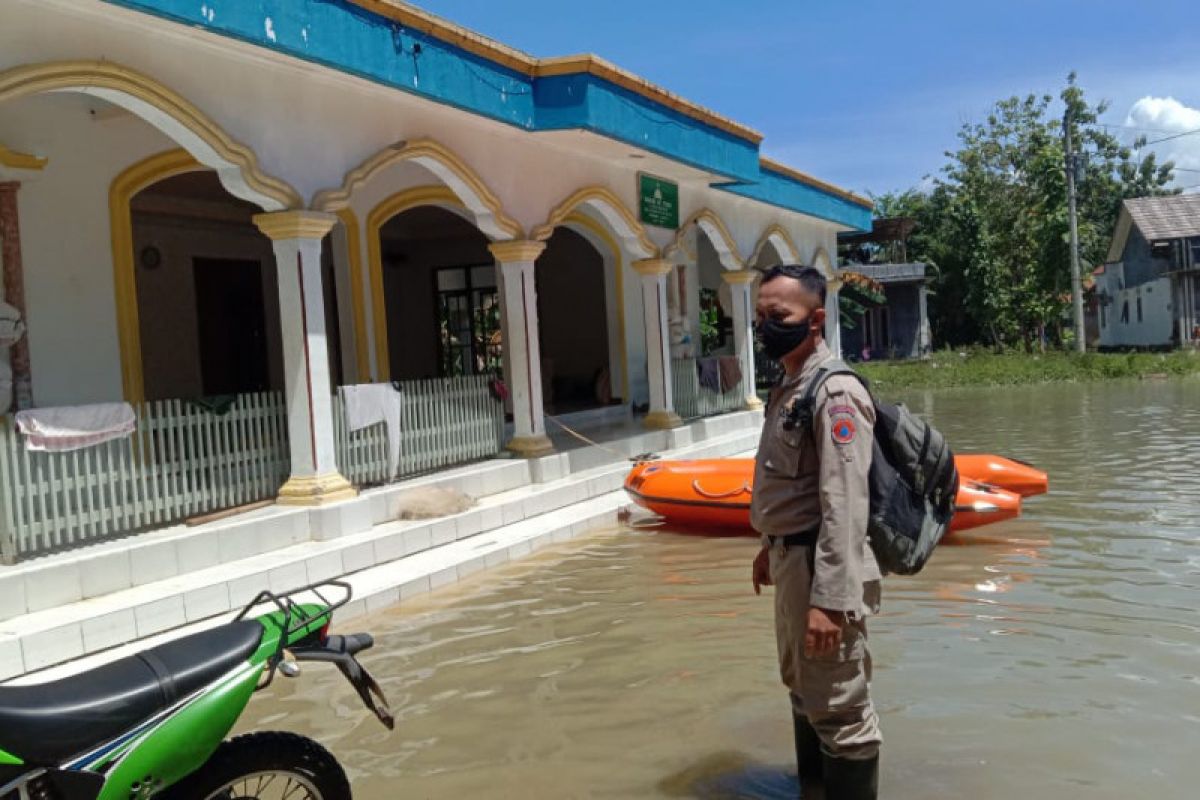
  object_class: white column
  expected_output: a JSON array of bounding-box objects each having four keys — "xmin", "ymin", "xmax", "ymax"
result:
[
  {"xmin": 1188, "ymin": 274, "xmax": 1197, "ymax": 345},
  {"xmin": 722, "ymin": 270, "xmax": 762, "ymax": 410},
  {"xmin": 918, "ymin": 283, "xmax": 932, "ymax": 355},
  {"xmin": 825, "ymin": 275, "xmax": 844, "ymax": 359},
  {"xmin": 634, "ymin": 258, "xmax": 682, "ymax": 430},
  {"xmin": 490, "ymin": 240, "xmax": 554, "ymax": 457},
  {"xmin": 253, "ymin": 211, "xmax": 356, "ymax": 506}
]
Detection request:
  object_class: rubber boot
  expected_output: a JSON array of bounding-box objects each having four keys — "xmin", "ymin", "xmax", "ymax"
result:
[
  {"xmin": 821, "ymin": 752, "xmax": 878, "ymax": 800},
  {"xmin": 793, "ymin": 714, "xmax": 824, "ymax": 798}
]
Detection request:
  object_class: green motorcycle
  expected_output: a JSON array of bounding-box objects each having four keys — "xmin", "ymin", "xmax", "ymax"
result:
[{"xmin": 0, "ymin": 581, "xmax": 392, "ymax": 800}]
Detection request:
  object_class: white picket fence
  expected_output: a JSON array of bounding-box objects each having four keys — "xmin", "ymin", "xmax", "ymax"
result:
[
  {"xmin": 334, "ymin": 374, "xmax": 505, "ymax": 487},
  {"xmin": 0, "ymin": 377, "xmax": 506, "ymax": 561},
  {"xmin": 671, "ymin": 357, "xmax": 747, "ymax": 420},
  {"xmin": 0, "ymin": 393, "xmax": 289, "ymax": 562}
]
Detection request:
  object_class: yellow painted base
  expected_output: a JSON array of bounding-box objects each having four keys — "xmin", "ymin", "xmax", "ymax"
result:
[
  {"xmin": 506, "ymin": 434, "xmax": 555, "ymax": 458},
  {"xmin": 743, "ymin": 396, "xmax": 764, "ymax": 411},
  {"xmin": 643, "ymin": 410, "xmax": 684, "ymax": 430},
  {"xmin": 277, "ymin": 472, "xmax": 358, "ymax": 506}
]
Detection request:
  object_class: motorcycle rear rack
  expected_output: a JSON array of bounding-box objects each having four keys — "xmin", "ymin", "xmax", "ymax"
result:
[{"xmin": 234, "ymin": 580, "xmax": 353, "ymax": 663}]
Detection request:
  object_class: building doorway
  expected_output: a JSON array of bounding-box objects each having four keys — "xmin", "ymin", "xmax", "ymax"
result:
[{"xmin": 193, "ymin": 257, "xmax": 270, "ymax": 395}]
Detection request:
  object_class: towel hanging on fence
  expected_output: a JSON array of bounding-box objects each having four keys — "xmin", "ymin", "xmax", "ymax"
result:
[
  {"xmin": 717, "ymin": 356, "xmax": 743, "ymax": 393},
  {"xmin": 15, "ymin": 402, "xmax": 137, "ymax": 453},
  {"xmin": 696, "ymin": 357, "xmax": 722, "ymax": 394},
  {"xmin": 341, "ymin": 383, "xmax": 402, "ymax": 477}
]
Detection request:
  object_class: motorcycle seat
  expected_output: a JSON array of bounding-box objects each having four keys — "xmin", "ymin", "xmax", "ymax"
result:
[{"xmin": 0, "ymin": 621, "xmax": 263, "ymax": 766}]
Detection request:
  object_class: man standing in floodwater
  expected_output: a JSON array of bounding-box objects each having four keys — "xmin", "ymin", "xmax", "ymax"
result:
[{"xmin": 750, "ymin": 265, "xmax": 881, "ymax": 799}]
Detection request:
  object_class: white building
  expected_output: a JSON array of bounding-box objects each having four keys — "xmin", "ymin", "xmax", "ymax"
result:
[
  {"xmin": 0, "ymin": 0, "xmax": 873, "ymax": 676},
  {"xmin": 1097, "ymin": 195, "xmax": 1200, "ymax": 349}
]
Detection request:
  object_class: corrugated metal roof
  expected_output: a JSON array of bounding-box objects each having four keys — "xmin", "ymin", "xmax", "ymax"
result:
[
  {"xmin": 848, "ymin": 263, "xmax": 928, "ymax": 283},
  {"xmin": 1125, "ymin": 194, "xmax": 1200, "ymax": 241}
]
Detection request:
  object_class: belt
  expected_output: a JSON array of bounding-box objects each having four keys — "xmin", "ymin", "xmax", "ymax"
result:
[{"xmin": 766, "ymin": 528, "xmax": 818, "ymax": 548}]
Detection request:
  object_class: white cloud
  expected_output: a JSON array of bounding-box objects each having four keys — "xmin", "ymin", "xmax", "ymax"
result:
[{"xmin": 1124, "ymin": 96, "xmax": 1200, "ymax": 192}]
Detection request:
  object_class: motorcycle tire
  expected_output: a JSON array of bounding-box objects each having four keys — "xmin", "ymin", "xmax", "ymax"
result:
[{"xmin": 158, "ymin": 731, "xmax": 351, "ymax": 800}]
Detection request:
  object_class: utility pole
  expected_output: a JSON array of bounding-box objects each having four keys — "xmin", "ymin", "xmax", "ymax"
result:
[{"xmin": 1064, "ymin": 108, "xmax": 1086, "ymax": 353}]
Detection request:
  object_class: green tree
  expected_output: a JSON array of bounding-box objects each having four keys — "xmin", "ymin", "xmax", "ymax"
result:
[{"xmin": 881, "ymin": 75, "xmax": 1176, "ymax": 349}]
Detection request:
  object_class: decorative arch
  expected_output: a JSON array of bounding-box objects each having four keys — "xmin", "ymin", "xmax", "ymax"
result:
[
  {"xmin": 0, "ymin": 60, "xmax": 300, "ymax": 210},
  {"xmin": 110, "ymin": 148, "xmax": 207, "ymax": 402},
  {"xmin": 365, "ymin": 185, "xmax": 478, "ymax": 380},
  {"xmin": 665, "ymin": 208, "xmax": 744, "ymax": 270},
  {"xmin": 531, "ymin": 186, "xmax": 657, "ymax": 259},
  {"xmin": 750, "ymin": 224, "xmax": 800, "ymax": 268},
  {"xmin": 811, "ymin": 247, "xmax": 837, "ymax": 281},
  {"xmin": 312, "ymin": 138, "xmax": 522, "ymax": 241}
]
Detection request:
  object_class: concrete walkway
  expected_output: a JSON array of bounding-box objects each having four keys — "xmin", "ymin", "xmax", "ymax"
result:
[{"xmin": 2, "ymin": 410, "xmax": 762, "ymax": 684}]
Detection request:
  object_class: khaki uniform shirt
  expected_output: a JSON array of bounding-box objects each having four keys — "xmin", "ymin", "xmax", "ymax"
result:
[{"xmin": 750, "ymin": 341, "xmax": 882, "ymax": 615}]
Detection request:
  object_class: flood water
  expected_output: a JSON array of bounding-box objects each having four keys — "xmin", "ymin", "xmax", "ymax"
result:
[{"xmin": 238, "ymin": 379, "xmax": 1200, "ymax": 798}]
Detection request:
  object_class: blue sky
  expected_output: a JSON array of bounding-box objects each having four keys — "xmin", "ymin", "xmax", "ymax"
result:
[{"xmin": 422, "ymin": 0, "xmax": 1200, "ymax": 196}]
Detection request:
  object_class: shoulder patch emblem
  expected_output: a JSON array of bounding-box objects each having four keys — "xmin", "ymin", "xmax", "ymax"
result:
[{"xmin": 830, "ymin": 414, "xmax": 857, "ymax": 445}]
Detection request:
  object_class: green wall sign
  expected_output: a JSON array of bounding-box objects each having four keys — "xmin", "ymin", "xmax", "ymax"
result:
[{"xmin": 639, "ymin": 173, "xmax": 679, "ymax": 229}]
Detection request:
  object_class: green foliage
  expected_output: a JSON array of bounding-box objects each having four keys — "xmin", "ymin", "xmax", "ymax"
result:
[
  {"xmin": 838, "ymin": 281, "xmax": 886, "ymax": 330},
  {"xmin": 857, "ymin": 348, "xmax": 1200, "ymax": 390},
  {"xmin": 699, "ymin": 288, "xmax": 723, "ymax": 355},
  {"xmin": 875, "ymin": 74, "xmax": 1177, "ymax": 350}
]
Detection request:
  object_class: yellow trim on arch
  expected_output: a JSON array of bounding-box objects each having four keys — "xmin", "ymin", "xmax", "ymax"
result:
[
  {"xmin": 531, "ymin": 185, "xmax": 657, "ymax": 258},
  {"xmin": 0, "ymin": 143, "xmax": 47, "ymax": 171},
  {"xmin": 312, "ymin": 138, "xmax": 523, "ymax": 240},
  {"xmin": 109, "ymin": 148, "xmax": 204, "ymax": 403},
  {"xmin": 0, "ymin": 60, "xmax": 301, "ymax": 211},
  {"xmin": 562, "ymin": 212, "xmax": 629, "ymax": 402},
  {"xmin": 811, "ymin": 246, "xmax": 836, "ymax": 279},
  {"xmin": 750, "ymin": 223, "xmax": 800, "ymax": 267},
  {"xmin": 364, "ymin": 185, "xmax": 467, "ymax": 381},
  {"xmin": 666, "ymin": 208, "xmax": 745, "ymax": 269},
  {"xmin": 335, "ymin": 208, "xmax": 371, "ymax": 381}
]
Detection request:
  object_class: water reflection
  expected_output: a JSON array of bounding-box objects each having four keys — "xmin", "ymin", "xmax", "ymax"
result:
[
  {"xmin": 235, "ymin": 379, "xmax": 1200, "ymax": 799},
  {"xmin": 659, "ymin": 752, "xmax": 797, "ymax": 800}
]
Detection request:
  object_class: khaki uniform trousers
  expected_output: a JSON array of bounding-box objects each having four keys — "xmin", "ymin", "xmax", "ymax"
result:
[{"xmin": 770, "ymin": 538, "xmax": 882, "ymax": 760}]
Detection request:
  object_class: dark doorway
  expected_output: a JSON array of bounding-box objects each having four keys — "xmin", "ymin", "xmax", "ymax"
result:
[
  {"xmin": 536, "ymin": 227, "xmax": 611, "ymax": 413},
  {"xmin": 193, "ymin": 258, "xmax": 270, "ymax": 395}
]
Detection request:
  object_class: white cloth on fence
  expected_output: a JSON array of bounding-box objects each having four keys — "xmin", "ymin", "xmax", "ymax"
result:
[
  {"xmin": 340, "ymin": 383, "xmax": 402, "ymax": 477},
  {"xmin": 15, "ymin": 402, "xmax": 137, "ymax": 453}
]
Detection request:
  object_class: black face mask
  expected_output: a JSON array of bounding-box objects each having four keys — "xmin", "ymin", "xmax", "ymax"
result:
[{"xmin": 755, "ymin": 317, "xmax": 812, "ymax": 361}]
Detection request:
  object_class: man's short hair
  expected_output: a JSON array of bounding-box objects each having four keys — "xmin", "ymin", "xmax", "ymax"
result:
[{"xmin": 761, "ymin": 264, "xmax": 827, "ymax": 307}]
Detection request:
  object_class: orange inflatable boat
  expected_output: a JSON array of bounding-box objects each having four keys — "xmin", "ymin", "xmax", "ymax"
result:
[
  {"xmin": 954, "ymin": 454, "xmax": 1048, "ymax": 497},
  {"xmin": 624, "ymin": 455, "xmax": 1044, "ymax": 534}
]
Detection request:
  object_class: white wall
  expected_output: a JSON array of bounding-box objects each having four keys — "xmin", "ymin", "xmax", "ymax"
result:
[
  {"xmin": 2, "ymin": 1, "xmax": 850, "ymax": 249},
  {"xmin": 0, "ymin": 93, "xmax": 175, "ymax": 406},
  {"xmin": 2, "ymin": 0, "xmax": 856, "ymax": 409},
  {"xmin": 132, "ymin": 212, "xmax": 283, "ymax": 400},
  {"xmin": 1097, "ymin": 268, "xmax": 1174, "ymax": 348}
]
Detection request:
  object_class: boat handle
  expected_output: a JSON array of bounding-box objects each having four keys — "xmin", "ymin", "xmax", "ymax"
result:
[{"xmin": 691, "ymin": 479, "xmax": 752, "ymax": 499}]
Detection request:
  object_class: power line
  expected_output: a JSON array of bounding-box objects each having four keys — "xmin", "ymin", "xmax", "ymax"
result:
[
  {"xmin": 1097, "ymin": 122, "xmax": 1184, "ymax": 136},
  {"xmin": 1141, "ymin": 127, "xmax": 1200, "ymax": 146}
]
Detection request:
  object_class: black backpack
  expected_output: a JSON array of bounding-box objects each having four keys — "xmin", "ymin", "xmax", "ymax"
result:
[{"xmin": 795, "ymin": 360, "xmax": 958, "ymax": 575}]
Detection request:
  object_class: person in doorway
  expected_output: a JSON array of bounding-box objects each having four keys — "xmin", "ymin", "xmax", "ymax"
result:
[{"xmin": 750, "ymin": 265, "xmax": 881, "ymax": 799}]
